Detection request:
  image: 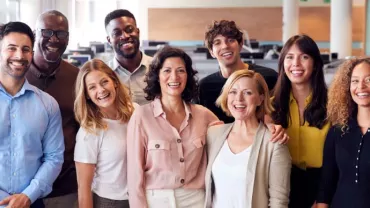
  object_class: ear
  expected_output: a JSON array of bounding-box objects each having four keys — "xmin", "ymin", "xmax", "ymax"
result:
[
  {"xmin": 238, "ymin": 42, "xmax": 243, "ymax": 52},
  {"xmin": 258, "ymin": 94, "xmax": 264, "ymax": 106},
  {"xmin": 137, "ymin": 27, "xmax": 140, "ymax": 35},
  {"xmin": 106, "ymin": 36, "xmax": 111, "ymax": 45},
  {"xmin": 209, "ymin": 48, "xmax": 216, "ymax": 58}
]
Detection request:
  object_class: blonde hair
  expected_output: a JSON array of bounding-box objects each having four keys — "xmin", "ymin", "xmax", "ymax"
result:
[
  {"xmin": 327, "ymin": 57, "xmax": 370, "ymax": 132},
  {"xmin": 74, "ymin": 58, "xmax": 134, "ymax": 133},
  {"xmin": 216, "ymin": 69, "xmax": 274, "ymax": 120}
]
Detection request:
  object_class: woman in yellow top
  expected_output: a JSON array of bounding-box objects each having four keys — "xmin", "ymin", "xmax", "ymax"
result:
[{"xmin": 271, "ymin": 34, "xmax": 330, "ymax": 208}]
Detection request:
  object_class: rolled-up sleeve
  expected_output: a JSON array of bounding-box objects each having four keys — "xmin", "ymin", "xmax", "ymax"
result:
[
  {"xmin": 22, "ymin": 101, "xmax": 64, "ymax": 203},
  {"xmin": 127, "ymin": 111, "xmax": 148, "ymax": 208},
  {"xmin": 269, "ymin": 144, "xmax": 291, "ymax": 208}
]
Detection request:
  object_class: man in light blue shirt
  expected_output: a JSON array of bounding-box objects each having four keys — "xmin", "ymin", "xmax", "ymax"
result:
[{"xmin": 0, "ymin": 22, "xmax": 64, "ymax": 208}]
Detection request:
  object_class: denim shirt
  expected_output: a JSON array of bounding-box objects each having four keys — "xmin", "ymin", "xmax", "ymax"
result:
[{"xmin": 0, "ymin": 80, "xmax": 64, "ymax": 205}]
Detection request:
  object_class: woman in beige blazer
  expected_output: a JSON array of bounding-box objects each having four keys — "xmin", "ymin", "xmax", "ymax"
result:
[{"xmin": 204, "ymin": 69, "xmax": 291, "ymax": 208}]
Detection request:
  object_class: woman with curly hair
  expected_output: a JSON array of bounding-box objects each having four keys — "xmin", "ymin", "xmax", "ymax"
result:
[
  {"xmin": 271, "ymin": 34, "xmax": 331, "ymax": 208},
  {"xmin": 126, "ymin": 46, "xmax": 221, "ymax": 208},
  {"xmin": 316, "ymin": 57, "xmax": 370, "ymax": 208}
]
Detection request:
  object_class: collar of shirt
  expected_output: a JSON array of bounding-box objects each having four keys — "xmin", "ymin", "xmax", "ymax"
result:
[
  {"xmin": 152, "ymin": 97, "xmax": 192, "ymax": 120},
  {"xmin": 0, "ymin": 79, "xmax": 35, "ymax": 98},
  {"xmin": 289, "ymin": 91, "xmax": 312, "ymax": 105},
  {"xmin": 111, "ymin": 52, "xmax": 152, "ymax": 75},
  {"xmin": 29, "ymin": 61, "xmax": 60, "ymax": 79}
]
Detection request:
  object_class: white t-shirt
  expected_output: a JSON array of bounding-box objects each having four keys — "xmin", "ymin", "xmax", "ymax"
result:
[
  {"xmin": 74, "ymin": 119, "xmax": 128, "ymax": 200},
  {"xmin": 212, "ymin": 140, "xmax": 252, "ymax": 208}
]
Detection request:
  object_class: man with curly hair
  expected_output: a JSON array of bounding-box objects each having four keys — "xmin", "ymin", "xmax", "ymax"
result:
[{"xmin": 199, "ymin": 20, "xmax": 278, "ymax": 123}]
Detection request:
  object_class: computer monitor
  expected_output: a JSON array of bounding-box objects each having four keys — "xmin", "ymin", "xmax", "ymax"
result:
[
  {"xmin": 144, "ymin": 49, "xmax": 158, "ymax": 57},
  {"xmin": 240, "ymin": 52, "xmax": 264, "ymax": 59},
  {"xmin": 320, "ymin": 54, "xmax": 330, "ymax": 64},
  {"xmin": 68, "ymin": 54, "xmax": 91, "ymax": 67}
]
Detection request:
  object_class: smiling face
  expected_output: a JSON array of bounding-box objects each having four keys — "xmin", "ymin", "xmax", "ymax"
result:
[
  {"xmin": 106, "ymin": 16, "xmax": 140, "ymax": 59},
  {"xmin": 34, "ymin": 14, "xmax": 69, "ymax": 63},
  {"xmin": 227, "ymin": 76, "xmax": 264, "ymax": 121},
  {"xmin": 350, "ymin": 62, "xmax": 370, "ymax": 108},
  {"xmin": 85, "ymin": 70, "xmax": 117, "ymax": 114},
  {"xmin": 0, "ymin": 32, "xmax": 33, "ymax": 80},
  {"xmin": 159, "ymin": 57, "xmax": 188, "ymax": 99},
  {"xmin": 283, "ymin": 44, "xmax": 314, "ymax": 86},
  {"xmin": 209, "ymin": 34, "xmax": 242, "ymax": 68}
]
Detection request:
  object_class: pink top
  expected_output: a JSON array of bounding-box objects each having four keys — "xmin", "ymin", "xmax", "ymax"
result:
[{"xmin": 127, "ymin": 98, "xmax": 221, "ymax": 208}]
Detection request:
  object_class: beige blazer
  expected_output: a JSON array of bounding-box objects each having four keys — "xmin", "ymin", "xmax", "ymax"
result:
[{"xmin": 204, "ymin": 122, "xmax": 291, "ymax": 208}]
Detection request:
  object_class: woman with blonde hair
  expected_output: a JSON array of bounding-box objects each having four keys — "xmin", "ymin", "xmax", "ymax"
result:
[
  {"xmin": 205, "ymin": 69, "xmax": 291, "ymax": 208},
  {"xmin": 316, "ymin": 57, "xmax": 370, "ymax": 208},
  {"xmin": 74, "ymin": 58, "xmax": 134, "ymax": 208}
]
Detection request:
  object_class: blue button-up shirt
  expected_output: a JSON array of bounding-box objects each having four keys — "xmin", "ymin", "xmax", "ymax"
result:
[{"xmin": 0, "ymin": 80, "xmax": 64, "ymax": 205}]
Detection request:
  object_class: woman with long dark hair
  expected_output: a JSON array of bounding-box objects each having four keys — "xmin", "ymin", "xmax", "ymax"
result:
[{"xmin": 271, "ymin": 34, "xmax": 330, "ymax": 208}]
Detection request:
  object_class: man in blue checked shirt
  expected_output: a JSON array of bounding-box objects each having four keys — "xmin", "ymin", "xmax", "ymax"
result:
[{"xmin": 0, "ymin": 22, "xmax": 64, "ymax": 208}]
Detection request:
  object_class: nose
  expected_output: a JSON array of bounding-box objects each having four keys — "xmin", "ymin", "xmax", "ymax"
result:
[
  {"xmin": 96, "ymin": 84, "xmax": 106, "ymax": 93},
  {"xmin": 358, "ymin": 80, "xmax": 367, "ymax": 89},
  {"xmin": 292, "ymin": 57, "xmax": 300, "ymax": 66},
  {"xmin": 236, "ymin": 91, "xmax": 244, "ymax": 101},
  {"xmin": 120, "ymin": 31, "xmax": 131, "ymax": 40},
  {"xmin": 220, "ymin": 41, "xmax": 228, "ymax": 49},
  {"xmin": 170, "ymin": 70, "xmax": 179, "ymax": 80},
  {"xmin": 14, "ymin": 48, "xmax": 24, "ymax": 59},
  {"xmin": 49, "ymin": 33, "xmax": 59, "ymax": 42}
]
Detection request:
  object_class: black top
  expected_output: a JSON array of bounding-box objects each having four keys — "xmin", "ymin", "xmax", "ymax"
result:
[
  {"xmin": 317, "ymin": 119, "xmax": 370, "ymax": 208},
  {"xmin": 198, "ymin": 64, "xmax": 277, "ymax": 123}
]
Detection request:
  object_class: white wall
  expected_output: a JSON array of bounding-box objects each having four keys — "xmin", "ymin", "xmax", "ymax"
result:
[{"xmin": 144, "ymin": 0, "xmax": 364, "ymax": 8}]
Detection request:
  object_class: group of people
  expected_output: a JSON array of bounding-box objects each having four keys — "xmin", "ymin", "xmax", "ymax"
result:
[{"xmin": 0, "ymin": 7, "xmax": 369, "ymax": 208}]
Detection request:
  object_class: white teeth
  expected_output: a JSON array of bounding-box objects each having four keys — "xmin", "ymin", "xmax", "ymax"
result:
[
  {"xmin": 168, "ymin": 82, "xmax": 180, "ymax": 87},
  {"xmin": 222, "ymin": 52, "xmax": 232, "ymax": 57},
  {"xmin": 122, "ymin": 43, "xmax": 133, "ymax": 47},
  {"xmin": 234, "ymin": 105, "xmax": 246, "ymax": 109},
  {"xmin": 47, "ymin": 47, "xmax": 58, "ymax": 52},
  {"xmin": 291, "ymin": 70, "xmax": 304, "ymax": 75},
  {"xmin": 10, "ymin": 62, "xmax": 24, "ymax": 66},
  {"xmin": 356, "ymin": 93, "xmax": 370, "ymax": 97},
  {"xmin": 98, "ymin": 93, "xmax": 109, "ymax": 100}
]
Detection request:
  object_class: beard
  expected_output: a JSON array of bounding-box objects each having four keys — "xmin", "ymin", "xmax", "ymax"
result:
[
  {"xmin": 114, "ymin": 36, "xmax": 140, "ymax": 59},
  {"xmin": 1, "ymin": 58, "xmax": 30, "ymax": 80}
]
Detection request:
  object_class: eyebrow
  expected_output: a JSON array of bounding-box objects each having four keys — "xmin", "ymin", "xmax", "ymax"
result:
[{"xmin": 352, "ymin": 75, "xmax": 370, "ymax": 78}]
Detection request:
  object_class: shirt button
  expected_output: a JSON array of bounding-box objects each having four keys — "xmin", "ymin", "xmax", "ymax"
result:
[
  {"xmin": 13, "ymin": 153, "xmax": 16, "ymax": 156},
  {"xmin": 367, "ymin": 129, "xmax": 370, "ymax": 132},
  {"xmin": 356, "ymin": 173, "xmax": 358, "ymax": 176},
  {"xmin": 357, "ymin": 157, "xmax": 359, "ymax": 160},
  {"xmin": 355, "ymin": 180, "xmax": 358, "ymax": 183},
  {"xmin": 12, "ymin": 114, "xmax": 16, "ymax": 118},
  {"xmin": 356, "ymin": 165, "xmax": 358, "ymax": 168},
  {"xmin": 358, "ymin": 150, "xmax": 361, "ymax": 153},
  {"xmin": 155, "ymin": 144, "xmax": 160, "ymax": 148},
  {"xmin": 13, "ymin": 133, "xmax": 16, "ymax": 136},
  {"xmin": 13, "ymin": 173, "xmax": 16, "ymax": 176},
  {"xmin": 177, "ymin": 139, "xmax": 182, "ymax": 143},
  {"xmin": 180, "ymin": 179, "xmax": 185, "ymax": 184},
  {"xmin": 180, "ymin": 158, "xmax": 184, "ymax": 162}
]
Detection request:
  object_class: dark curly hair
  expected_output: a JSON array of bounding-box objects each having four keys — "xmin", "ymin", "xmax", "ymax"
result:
[
  {"xmin": 104, "ymin": 9, "xmax": 136, "ymax": 29},
  {"xmin": 0, "ymin": 21, "xmax": 34, "ymax": 48},
  {"xmin": 204, "ymin": 20, "xmax": 243, "ymax": 50},
  {"xmin": 272, "ymin": 34, "xmax": 328, "ymax": 129},
  {"xmin": 144, "ymin": 46, "xmax": 199, "ymax": 103}
]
